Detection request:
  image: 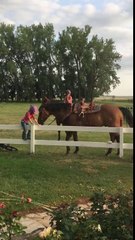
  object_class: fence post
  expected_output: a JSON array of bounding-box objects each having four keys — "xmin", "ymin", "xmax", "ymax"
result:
[
  {"xmin": 119, "ymin": 127, "xmax": 123, "ymax": 158},
  {"xmin": 30, "ymin": 124, "xmax": 35, "ymax": 153}
]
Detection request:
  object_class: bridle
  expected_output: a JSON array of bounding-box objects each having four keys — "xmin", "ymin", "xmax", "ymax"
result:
[{"xmin": 43, "ymin": 107, "xmax": 50, "ymax": 116}]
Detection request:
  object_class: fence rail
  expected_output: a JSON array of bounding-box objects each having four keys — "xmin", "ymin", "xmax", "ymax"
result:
[{"xmin": 0, "ymin": 124, "xmax": 133, "ymax": 157}]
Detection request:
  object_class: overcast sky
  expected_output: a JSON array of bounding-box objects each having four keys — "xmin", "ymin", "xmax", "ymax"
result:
[{"xmin": 0, "ymin": 0, "xmax": 133, "ymax": 96}]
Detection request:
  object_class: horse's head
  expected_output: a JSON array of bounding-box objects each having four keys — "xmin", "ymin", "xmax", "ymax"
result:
[
  {"xmin": 38, "ymin": 104, "xmax": 50, "ymax": 125},
  {"xmin": 38, "ymin": 97, "xmax": 51, "ymax": 124},
  {"xmin": 38, "ymin": 99, "xmax": 72, "ymax": 125}
]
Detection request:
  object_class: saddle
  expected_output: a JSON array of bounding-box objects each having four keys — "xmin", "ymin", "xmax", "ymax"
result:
[{"xmin": 73, "ymin": 103, "xmax": 101, "ymax": 116}]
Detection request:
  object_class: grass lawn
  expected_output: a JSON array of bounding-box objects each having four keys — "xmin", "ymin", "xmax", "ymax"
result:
[{"xmin": 0, "ymin": 101, "xmax": 133, "ymax": 208}]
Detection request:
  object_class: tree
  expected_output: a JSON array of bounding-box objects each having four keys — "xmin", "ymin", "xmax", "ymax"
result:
[
  {"xmin": 55, "ymin": 25, "xmax": 92, "ymax": 100},
  {"xmin": 15, "ymin": 25, "xmax": 35, "ymax": 101},
  {"xmin": 0, "ymin": 23, "xmax": 122, "ymax": 102},
  {"xmin": 85, "ymin": 35, "xmax": 121, "ymax": 101},
  {"xmin": 0, "ymin": 23, "xmax": 17, "ymax": 101},
  {"xmin": 30, "ymin": 23, "xmax": 56, "ymax": 100},
  {"xmin": 55, "ymin": 25, "xmax": 122, "ymax": 101}
]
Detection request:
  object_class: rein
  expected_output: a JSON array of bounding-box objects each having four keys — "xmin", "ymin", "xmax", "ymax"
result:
[
  {"xmin": 60, "ymin": 111, "xmax": 72, "ymax": 124},
  {"xmin": 48, "ymin": 117, "xmax": 56, "ymax": 125},
  {"xmin": 42, "ymin": 107, "xmax": 56, "ymax": 125},
  {"xmin": 48, "ymin": 113, "xmax": 70, "ymax": 126},
  {"xmin": 48, "ymin": 112, "xmax": 71, "ymax": 125}
]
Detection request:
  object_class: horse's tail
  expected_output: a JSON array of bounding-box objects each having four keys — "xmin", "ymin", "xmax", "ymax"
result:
[{"xmin": 119, "ymin": 107, "xmax": 133, "ymax": 127}]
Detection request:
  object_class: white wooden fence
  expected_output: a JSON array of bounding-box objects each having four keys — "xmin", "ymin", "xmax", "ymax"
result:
[{"xmin": 0, "ymin": 124, "xmax": 133, "ymax": 157}]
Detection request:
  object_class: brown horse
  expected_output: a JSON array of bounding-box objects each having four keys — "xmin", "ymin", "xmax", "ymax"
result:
[{"xmin": 38, "ymin": 99, "xmax": 133, "ymax": 156}]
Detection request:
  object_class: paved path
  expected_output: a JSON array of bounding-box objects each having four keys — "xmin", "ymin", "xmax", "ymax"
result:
[
  {"xmin": 14, "ymin": 211, "xmax": 51, "ymax": 239},
  {"xmin": 20, "ymin": 211, "xmax": 51, "ymax": 233},
  {"xmin": 15, "ymin": 200, "xmax": 91, "ymax": 239}
]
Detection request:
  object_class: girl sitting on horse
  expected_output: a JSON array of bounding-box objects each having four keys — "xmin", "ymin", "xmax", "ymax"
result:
[
  {"xmin": 64, "ymin": 89, "xmax": 73, "ymax": 105},
  {"xmin": 79, "ymin": 97, "xmax": 86, "ymax": 117}
]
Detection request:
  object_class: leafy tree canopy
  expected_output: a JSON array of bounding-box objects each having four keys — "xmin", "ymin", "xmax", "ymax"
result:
[{"xmin": 0, "ymin": 22, "xmax": 122, "ymax": 102}]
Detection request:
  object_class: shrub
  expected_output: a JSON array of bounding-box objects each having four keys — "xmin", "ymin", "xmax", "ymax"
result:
[
  {"xmin": 43, "ymin": 190, "xmax": 133, "ymax": 240},
  {"xmin": 0, "ymin": 200, "xmax": 26, "ymax": 240}
]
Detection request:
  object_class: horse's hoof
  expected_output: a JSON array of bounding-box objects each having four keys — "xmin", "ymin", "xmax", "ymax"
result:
[{"xmin": 74, "ymin": 151, "xmax": 78, "ymax": 154}]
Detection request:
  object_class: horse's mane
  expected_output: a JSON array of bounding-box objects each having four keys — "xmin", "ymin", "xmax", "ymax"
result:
[{"xmin": 45, "ymin": 102, "xmax": 71, "ymax": 112}]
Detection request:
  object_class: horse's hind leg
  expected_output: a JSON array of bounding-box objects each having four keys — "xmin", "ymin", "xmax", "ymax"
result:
[
  {"xmin": 105, "ymin": 133, "xmax": 115, "ymax": 156},
  {"xmin": 115, "ymin": 134, "xmax": 120, "ymax": 155},
  {"xmin": 73, "ymin": 132, "xmax": 79, "ymax": 154}
]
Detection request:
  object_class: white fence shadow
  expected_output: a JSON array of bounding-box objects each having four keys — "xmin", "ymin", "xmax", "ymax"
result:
[{"xmin": 0, "ymin": 124, "xmax": 133, "ymax": 157}]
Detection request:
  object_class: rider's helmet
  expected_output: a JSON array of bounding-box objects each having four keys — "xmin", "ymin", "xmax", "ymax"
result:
[
  {"xmin": 66, "ymin": 89, "xmax": 71, "ymax": 95},
  {"xmin": 29, "ymin": 105, "xmax": 39, "ymax": 115}
]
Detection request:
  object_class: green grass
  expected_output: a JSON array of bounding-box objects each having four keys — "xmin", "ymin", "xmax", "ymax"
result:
[
  {"xmin": 0, "ymin": 146, "xmax": 133, "ymax": 205},
  {"xmin": 0, "ymin": 101, "xmax": 133, "ymax": 208},
  {"xmin": 95, "ymin": 98, "xmax": 133, "ymax": 107}
]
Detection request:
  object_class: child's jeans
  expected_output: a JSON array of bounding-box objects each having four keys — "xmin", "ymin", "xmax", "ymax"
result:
[{"xmin": 21, "ymin": 121, "xmax": 30, "ymax": 140}]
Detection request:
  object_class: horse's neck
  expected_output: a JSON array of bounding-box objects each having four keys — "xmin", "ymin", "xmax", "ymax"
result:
[{"xmin": 55, "ymin": 110, "xmax": 71, "ymax": 124}]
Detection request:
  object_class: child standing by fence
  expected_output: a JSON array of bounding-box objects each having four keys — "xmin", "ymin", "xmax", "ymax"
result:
[{"xmin": 21, "ymin": 105, "xmax": 39, "ymax": 140}]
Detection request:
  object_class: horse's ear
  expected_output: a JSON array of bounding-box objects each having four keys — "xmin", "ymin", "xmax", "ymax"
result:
[{"xmin": 42, "ymin": 97, "xmax": 50, "ymax": 104}]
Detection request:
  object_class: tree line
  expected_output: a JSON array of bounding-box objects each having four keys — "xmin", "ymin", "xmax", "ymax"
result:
[{"xmin": 0, "ymin": 22, "xmax": 122, "ymax": 102}]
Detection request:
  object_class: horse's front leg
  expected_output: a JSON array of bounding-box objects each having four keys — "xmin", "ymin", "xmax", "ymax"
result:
[
  {"xmin": 106, "ymin": 133, "xmax": 120, "ymax": 156},
  {"xmin": 115, "ymin": 134, "xmax": 120, "ymax": 156},
  {"xmin": 65, "ymin": 131, "xmax": 72, "ymax": 154},
  {"xmin": 56, "ymin": 122, "xmax": 61, "ymax": 140},
  {"xmin": 73, "ymin": 131, "xmax": 79, "ymax": 154},
  {"xmin": 58, "ymin": 130, "xmax": 60, "ymax": 140}
]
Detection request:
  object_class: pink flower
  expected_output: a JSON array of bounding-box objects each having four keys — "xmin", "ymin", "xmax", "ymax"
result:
[
  {"xmin": 27, "ymin": 198, "xmax": 32, "ymax": 203},
  {"xmin": 12, "ymin": 211, "xmax": 18, "ymax": 217},
  {"xmin": 0, "ymin": 202, "xmax": 6, "ymax": 208}
]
